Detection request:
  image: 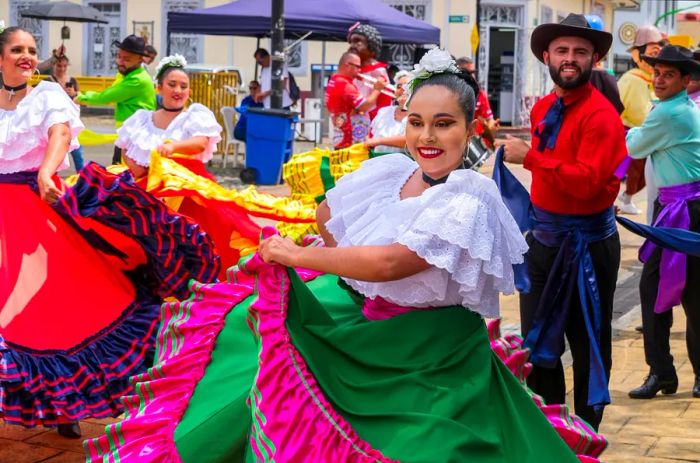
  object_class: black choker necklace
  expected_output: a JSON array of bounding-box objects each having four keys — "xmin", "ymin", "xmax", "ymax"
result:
[
  {"xmin": 3, "ymin": 82, "xmax": 28, "ymax": 101},
  {"xmin": 161, "ymin": 105, "xmax": 184, "ymax": 112},
  {"xmin": 421, "ymin": 162, "xmax": 466, "ymax": 187}
]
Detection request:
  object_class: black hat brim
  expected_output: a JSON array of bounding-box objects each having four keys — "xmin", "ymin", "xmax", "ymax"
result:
[
  {"xmin": 530, "ymin": 23, "xmax": 613, "ymax": 63},
  {"xmin": 642, "ymin": 55, "xmax": 700, "ymax": 75},
  {"xmin": 112, "ymin": 40, "xmax": 147, "ymax": 56}
]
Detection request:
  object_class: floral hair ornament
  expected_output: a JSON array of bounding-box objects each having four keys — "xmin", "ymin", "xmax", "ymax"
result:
[
  {"xmin": 406, "ymin": 48, "xmax": 460, "ymax": 94},
  {"xmin": 154, "ymin": 54, "xmax": 188, "ymax": 82},
  {"xmin": 0, "ymin": 20, "xmax": 6, "ymax": 34}
]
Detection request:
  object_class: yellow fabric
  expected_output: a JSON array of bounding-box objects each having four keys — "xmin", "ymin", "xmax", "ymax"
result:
[
  {"xmin": 618, "ymin": 68, "xmax": 654, "ymax": 128},
  {"xmin": 274, "ymin": 143, "xmax": 370, "ymax": 241},
  {"xmin": 77, "ymin": 129, "xmax": 118, "ymax": 147},
  {"xmin": 329, "ymin": 143, "xmax": 371, "ymax": 181},
  {"xmin": 143, "ymin": 152, "xmax": 316, "ymax": 222},
  {"xmin": 65, "ymin": 152, "xmax": 317, "ymax": 224}
]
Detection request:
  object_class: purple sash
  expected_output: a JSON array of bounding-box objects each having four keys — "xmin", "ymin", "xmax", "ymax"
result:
[{"xmin": 641, "ymin": 179, "xmax": 700, "ymax": 313}]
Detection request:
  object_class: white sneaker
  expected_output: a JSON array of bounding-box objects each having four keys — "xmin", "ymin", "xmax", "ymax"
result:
[{"xmin": 619, "ymin": 201, "xmax": 641, "ymax": 215}]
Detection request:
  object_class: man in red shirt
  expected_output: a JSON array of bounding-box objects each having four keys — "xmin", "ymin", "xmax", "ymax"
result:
[
  {"xmin": 497, "ymin": 14, "xmax": 627, "ymax": 430},
  {"xmin": 325, "ymin": 52, "xmax": 384, "ymax": 149},
  {"xmin": 347, "ymin": 23, "xmax": 392, "ymax": 121},
  {"xmin": 456, "ymin": 56, "xmax": 499, "ymax": 137}
]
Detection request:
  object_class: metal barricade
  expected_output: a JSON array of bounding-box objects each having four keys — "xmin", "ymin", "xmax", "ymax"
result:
[{"xmin": 188, "ymin": 72, "xmax": 240, "ymax": 155}]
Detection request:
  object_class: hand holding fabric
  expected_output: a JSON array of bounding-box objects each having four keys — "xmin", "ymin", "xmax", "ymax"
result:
[
  {"xmin": 495, "ymin": 134, "xmax": 530, "ymax": 164},
  {"xmin": 156, "ymin": 141, "xmax": 175, "ymax": 158},
  {"xmin": 37, "ymin": 171, "xmax": 63, "ymax": 205},
  {"xmin": 259, "ymin": 235, "xmax": 302, "ymax": 267}
]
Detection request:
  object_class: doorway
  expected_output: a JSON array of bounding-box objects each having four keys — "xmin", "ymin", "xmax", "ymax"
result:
[
  {"xmin": 86, "ymin": 2, "xmax": 122, "ymax": 76},
  {"xmin": 486, "ymin": 28, "xmax": 516, "ymax": 125}
]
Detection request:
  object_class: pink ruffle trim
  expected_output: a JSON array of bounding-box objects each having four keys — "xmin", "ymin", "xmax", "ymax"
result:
[
  {"xmin": 243, "ymin": 254, "xmax": 395, "ymax": 463},
  {"xmin": 84, "ymin": 277, "xmax": 254, "ymax": 462},
  {"xmin": 486, "ymin": 319, "xmax": 608, "ymax": 462}
]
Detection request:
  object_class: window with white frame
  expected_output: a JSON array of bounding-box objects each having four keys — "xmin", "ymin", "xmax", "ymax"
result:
[
  {"xmin": 10, "ymin": 0, "xmax": 48, "ymax": 58},
  {"xmin": 383, "ymin": 0, "xmax": 432, "ymax": 69},
  {"xmin": 164, "ymin": 0, "xmax": 203, "ymax": 64}
]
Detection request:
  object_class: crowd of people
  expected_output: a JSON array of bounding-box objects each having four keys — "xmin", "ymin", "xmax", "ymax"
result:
[{"xmin": 1, "ymin": 10, "xmax": 699, "ymax": 463}]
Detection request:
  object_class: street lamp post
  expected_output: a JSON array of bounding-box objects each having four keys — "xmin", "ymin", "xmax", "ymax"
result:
[{"xmin": 270, "ymin": 0, "xmax": 285, "ymax": 109}]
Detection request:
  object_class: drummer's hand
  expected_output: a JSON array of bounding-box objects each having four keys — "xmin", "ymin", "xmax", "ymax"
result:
[
  {"xmin": 372, "ymin": 79, "xmax": 386, "ymax": 91},
  {"xmin": 156, "ymin": 141, "xmax": 175, "ymax": 158},
  {"xmin": 37, "ymin": 170, "xmax": 63, "ymax": 205},
  {"xmin": 494, "ymin": 134, "xmax": 530, "ymax": 165},
  {"xmin": 259, "ymin": 235, "xmax": 302, "ymax": 267}
]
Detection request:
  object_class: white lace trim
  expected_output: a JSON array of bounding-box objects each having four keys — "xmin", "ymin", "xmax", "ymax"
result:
[
  {"xmin": 325, "ymin": 153, "xmax": 528, "ymax": 318},
  {"xmin": 0, "ymin": 81, "xmax": 83, "ymax": 174},
  {"xmin": 116, "ymin": 103, "xmax": 222, "ymax": 167}
]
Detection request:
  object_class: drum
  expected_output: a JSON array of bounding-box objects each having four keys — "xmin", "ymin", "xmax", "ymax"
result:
[{"xmin": 464, "ymin": 136, "xmax": 493, "ymax": 171}]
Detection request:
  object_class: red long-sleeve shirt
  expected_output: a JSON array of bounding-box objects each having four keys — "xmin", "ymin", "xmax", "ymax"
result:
[{"xmin": 524, "ymin": 83, "xmax": 627, "ymax": 215}]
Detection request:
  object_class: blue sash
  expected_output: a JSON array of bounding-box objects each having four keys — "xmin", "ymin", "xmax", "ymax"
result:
[
  {"xmin": 492, "ymin": 147, "xmax": 614, "ymax": 411},
  {"xmin": 492, "ymin": 148, "xmax": 532, "ymax": 292},
  {"xmin": 616, "ymin": 216, "xmax": 700, "ymax": 258}
]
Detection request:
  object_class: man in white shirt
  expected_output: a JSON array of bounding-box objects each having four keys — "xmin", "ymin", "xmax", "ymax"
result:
[{"xmin": 253, "ymin": 48, "xmax": 292, "ymax": 109}]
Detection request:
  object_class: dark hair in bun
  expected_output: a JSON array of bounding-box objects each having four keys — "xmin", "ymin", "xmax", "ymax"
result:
[
  {"xmin": 412, "ymin": 70, "xmax": 477, "ymax": 123},
  {"xmin": 157, "ymin": 65, "xmax": 187, "ymax": 85}
]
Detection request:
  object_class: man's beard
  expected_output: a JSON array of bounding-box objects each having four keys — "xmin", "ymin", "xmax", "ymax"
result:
[
  {"xmin": 118, "ymin": 64, "xmax": 139, "ymax": 75},
  {"xmin": 548, "ymin": 63, "xmax": 593, "ymax": 89}
]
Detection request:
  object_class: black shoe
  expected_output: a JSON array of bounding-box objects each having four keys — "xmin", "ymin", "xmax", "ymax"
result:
[
  {"xmin": 635, "ymin": 324, "xmax": 643, "ymax": 333},
  {"xmin": 628, "ymin": 373, "xmax": 679, "ymax": 399},
  {"xmin": 693, "ymin": 377, "xmax": 700, "ymax": 398},
  {"xmin": 57, "ymin": 422, "xmax": 81, "ymax": 439}
]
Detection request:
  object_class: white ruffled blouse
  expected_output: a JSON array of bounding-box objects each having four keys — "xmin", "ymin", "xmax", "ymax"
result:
[
  {"xmin": 0, "ymin": 81, "xmax": 83, "ymax": 174},
  {"xmin": 115, "ymin": 103, "xmax": 222, "ymax": 167},
  {"xmin": 325, "ymin": 153, "xmax": 528, "ymax": 319},
  {"xmin": 370, "ymin": 105, "xmax": 407, "ymax": 154}
]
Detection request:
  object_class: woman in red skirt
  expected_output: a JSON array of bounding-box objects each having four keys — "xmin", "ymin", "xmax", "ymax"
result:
[{"xmin": 0, "ymin": 26, "xmax": 219, "ymax": 438}]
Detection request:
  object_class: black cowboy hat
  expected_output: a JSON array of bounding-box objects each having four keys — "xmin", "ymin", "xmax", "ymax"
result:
[
  {"xmin": 530, "ymin": 13, "xmax": 613, "ymax": 63},
  {"xmin": 643, "ymin": 45, "xmax": 700, "ymax": 76},
  {"xmin": 112, "ymin": 34, "xmax": 147, "ymax": 56}
]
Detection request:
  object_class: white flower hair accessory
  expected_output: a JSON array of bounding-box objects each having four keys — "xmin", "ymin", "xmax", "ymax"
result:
[
  {"xmin": 407, "ymin": 48, "xmax": 460, "ymax": 93},
  {"xmin": 0, "ymin": 21, "xmax": 6, "ymax": 34},
  {"xmin": 154, "ymin": 54, "xmax": 188, "ymax": 82}
]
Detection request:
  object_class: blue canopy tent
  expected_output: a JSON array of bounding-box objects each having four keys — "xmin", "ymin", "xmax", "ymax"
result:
[{"xmin": 166, "ymin": 0, "xmax": 441, "ymax": 44}]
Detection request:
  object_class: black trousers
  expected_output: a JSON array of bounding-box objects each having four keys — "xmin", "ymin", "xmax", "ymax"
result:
[
  {"xmin": 112, "ymin": 146, "xmax": 122, "ymax": 165},
  {"xmin": 520, "ymin": 232, "xmax": 620, "ymax": 431},
  {"xmin": 640, "ymin": 199, "xmax": 700, "ymax": 378}
]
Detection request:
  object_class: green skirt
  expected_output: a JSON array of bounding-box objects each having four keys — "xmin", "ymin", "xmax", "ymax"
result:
[{"xmin": 86, "ymin": 263, "xmax": 595, "ymax": 462}]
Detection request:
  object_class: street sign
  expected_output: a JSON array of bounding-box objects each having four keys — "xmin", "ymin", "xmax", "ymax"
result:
[{"xmin": 449, "ymin": 15, "xmax": 469, "ymax": 23}]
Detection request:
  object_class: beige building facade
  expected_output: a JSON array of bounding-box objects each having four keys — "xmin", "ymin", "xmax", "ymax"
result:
[{"xmin": 1, "ymin": 0, "xmax": 620, "ymax": 126}]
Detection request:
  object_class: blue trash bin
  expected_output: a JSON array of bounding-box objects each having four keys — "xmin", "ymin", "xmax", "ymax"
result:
[{"xmin": 245, "ymin": 107, "xmax": 298, "ymax": 185}]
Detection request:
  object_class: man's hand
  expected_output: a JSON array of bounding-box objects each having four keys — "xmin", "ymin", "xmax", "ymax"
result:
[
  {"xmin": 253, "ymin": 91, "xmax": 270, "ymax": 103},
  {"xmin": 372, "ymin": 79, "xmax": 385, "ymax": 92},
  {"xmin": 494, "ymin": 134, "xmax": 531, "ymax": 165}
]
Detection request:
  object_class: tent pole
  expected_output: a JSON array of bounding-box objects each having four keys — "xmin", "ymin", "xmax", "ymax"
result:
[
  {"xmin": 270, "ymin": 0, "xmax": 285, "ymax": 109},
  {"xmin": 255, "ymin": 37, "xmax": 260, "ymax": 81},
  {"xmin": 320, "ymin": 40, "xmax": 327, "ymax": 141}
]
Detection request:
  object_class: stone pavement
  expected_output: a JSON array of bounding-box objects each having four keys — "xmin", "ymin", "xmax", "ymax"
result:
[{"xmin": 2, "ymin": 130, "xmax": 699, "ymax": 462}]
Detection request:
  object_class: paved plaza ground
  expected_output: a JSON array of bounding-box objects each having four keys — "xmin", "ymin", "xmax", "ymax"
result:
[{"xmin": 2, "ymin": 118, "xmax": 698, "ymax": 462}]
